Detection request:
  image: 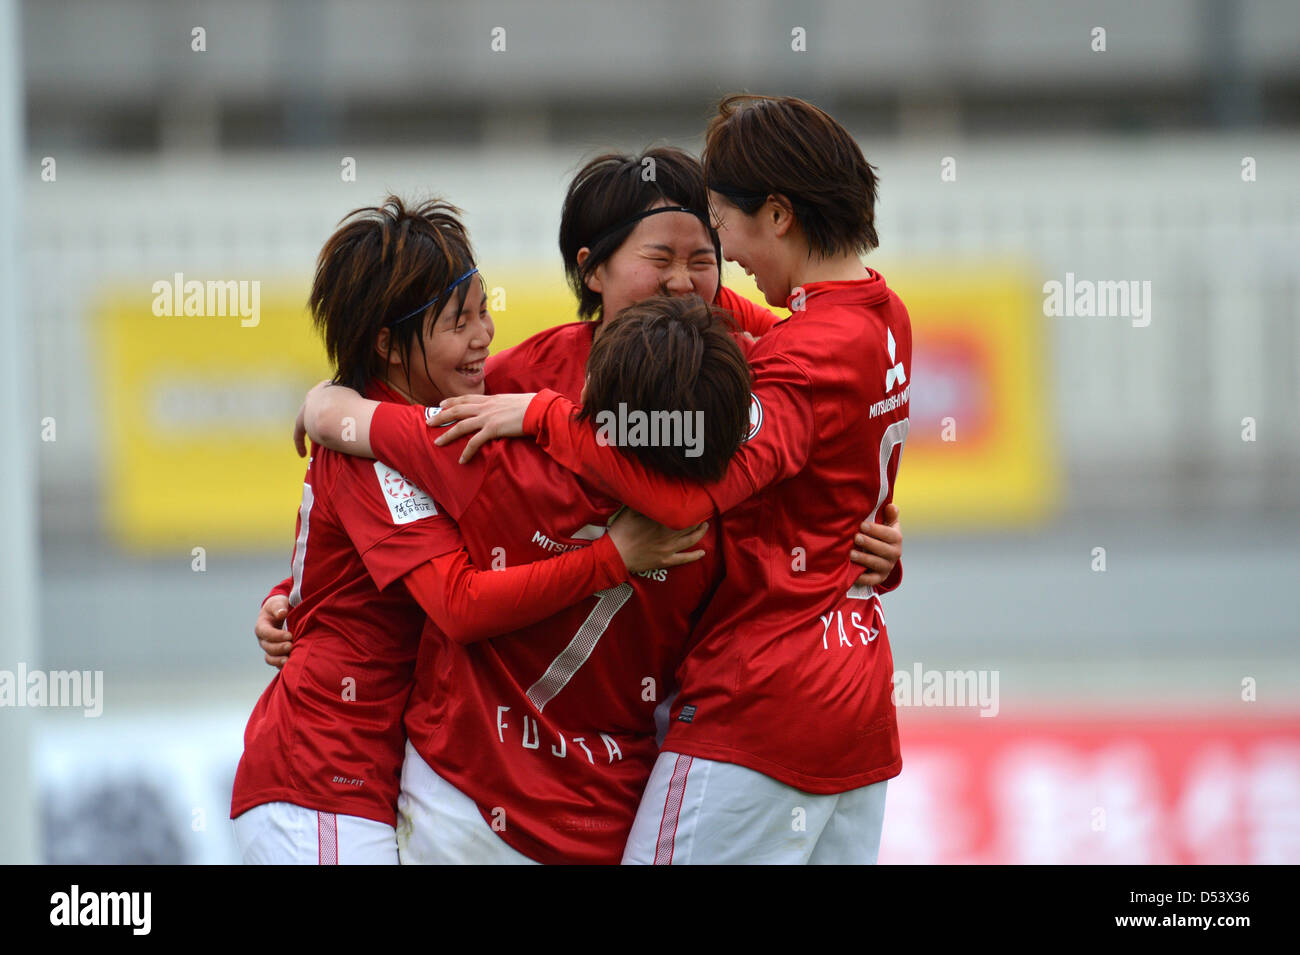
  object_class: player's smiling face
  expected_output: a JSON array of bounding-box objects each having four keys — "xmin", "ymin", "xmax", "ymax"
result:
[
  {"xmin": 407, "ymin": 275, "xmax": 494, "ymax": 405},
  {"xmin": 708, "ymin": 189, "xmax": 791, "ymax": 308},
  {"xmin": 579, "ymin": 201, "xmax": 719, "ymax": 326}
]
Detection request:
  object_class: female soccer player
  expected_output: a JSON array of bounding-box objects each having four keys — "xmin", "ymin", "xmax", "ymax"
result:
[
  {"xmin": 231, "ymin": 197, "xmax": 703, "ymax": 864},
  {"xmin": 301, "ymin": 294, "xmax": 750, "ymax": 864},
  {"xmin": 428, "ymin": 95, "xmax": 913, "ymax": 864}
]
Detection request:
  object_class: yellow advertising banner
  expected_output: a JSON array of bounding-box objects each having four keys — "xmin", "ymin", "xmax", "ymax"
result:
[
  {"xmin": 886, "ymin": 264, "xmax": 1058, "ymax": 526},
  {"xmin": 99, "ymin": 276, "xmax": 329, "ymax": 550},
  {"xmin": 98, "ymin": 263, "xmax": 1054, "ymax": 551}
]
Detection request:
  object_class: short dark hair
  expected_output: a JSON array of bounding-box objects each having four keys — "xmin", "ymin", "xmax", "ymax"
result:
[
  {"xmin": 579, "ymin": 295, "xmax": 751, "ymax": 482},
  {"xmin": 559, "ymin": 147, "xmax": 721, "ymax": 321},
  {"xmin": 309, "ymin": 196, "xmax": 477, "ymax": 392},
  {"xmin": 703, "ymin": 94, "xmax": 880, "ymax": 258}
]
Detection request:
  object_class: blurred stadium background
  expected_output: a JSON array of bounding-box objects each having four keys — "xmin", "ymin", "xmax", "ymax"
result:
[{"xmin": 2, "ymin": 0, "xmax": 1298, "ymax": 863}]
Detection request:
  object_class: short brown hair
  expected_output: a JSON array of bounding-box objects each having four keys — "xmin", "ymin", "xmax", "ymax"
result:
[
  {"xmin": 310, "ymin": 196, "xmax": 477, "ymax": 392},
  {"xmin": 579, "ymin": 295, "xmax": 750, "ymax": 482},
  {"xmin": 703, "ymin": 94, "xmax": 879, "ymax": 258},
  {"xmin": 559, "ymin": 147, "xmax": 721, "ymax": 321}
]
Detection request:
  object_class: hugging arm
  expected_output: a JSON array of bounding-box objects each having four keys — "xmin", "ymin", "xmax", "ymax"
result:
[{"xmin": 402, "ymin": 536, "xmax": 629, "ymax": 646}]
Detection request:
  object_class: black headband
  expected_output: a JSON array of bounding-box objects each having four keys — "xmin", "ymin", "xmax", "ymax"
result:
[{"xmin": 586, "ymin": 205, "xmax": 712, "ymax": 251}]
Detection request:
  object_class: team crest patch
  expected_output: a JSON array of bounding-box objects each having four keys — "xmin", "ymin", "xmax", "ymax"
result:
[
  {"xmin": 373, "ymin": 460, "xmax": 437, "ymax": 524},
  {"xmin": 744, "ymin": 393, "xmax": 763, "ymax": 443}
]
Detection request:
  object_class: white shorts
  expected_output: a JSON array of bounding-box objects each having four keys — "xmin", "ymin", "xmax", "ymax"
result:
[
  {"xmin": 622, "ymin": 752, "xmax": 888, "ymax": 865},
  {"xmin": 396, "ymin": 741, "xmax": 537, "ymax": 865},
  {"xmin": 233, "ymin": 801, "xmax": 398, "ymax": 865}
]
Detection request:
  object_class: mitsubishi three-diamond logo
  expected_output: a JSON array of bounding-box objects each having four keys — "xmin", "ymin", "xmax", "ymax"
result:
[{"xmin": 885, "ymin": 328, "xmax": 907, "ymax": 393}]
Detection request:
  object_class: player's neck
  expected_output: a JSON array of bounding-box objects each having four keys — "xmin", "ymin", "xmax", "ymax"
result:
[
  {"xmin": 381, "ymin": 373, "xmax": 442, "ymax": 407},
  {"xmin": 791, "ymin": 250, "xmax": 869, "ymax": 289},
  {"xmin": 380, "ymin": 374, "xmax": 416, "ymax": 404}
]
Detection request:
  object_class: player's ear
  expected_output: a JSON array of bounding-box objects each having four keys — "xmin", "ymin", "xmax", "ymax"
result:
[
  {"xmin": 577, "ymin": 247, "xmax": 603, "ymax": 295},
  {"xmin": 767, "ymin": 195, "xmax": 796, "ymax": 238},
  {"xmin": 374, "ymin": 327, "xmax": 403, "ymax": 367}
]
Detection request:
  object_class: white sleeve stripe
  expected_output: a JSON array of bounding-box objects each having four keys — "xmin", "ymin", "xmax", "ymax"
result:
[
  {"xmin": 288, "ymin": 483, "xmax": 314, "ymax": 607},
  {"xmin": 848, "ymin": 417, "xmax": 908, "ymax": 601}
]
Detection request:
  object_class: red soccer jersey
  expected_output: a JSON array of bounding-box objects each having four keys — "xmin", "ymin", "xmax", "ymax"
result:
[
  {"xmin": 370, "ymin": 402, "xmax": 722, "ymax": 865},
  {"xmin": 485, "ymin": 320, "xmax": 594, "ymax": 398},
  {"xmin": 525, "ymin": 272, "xmax": 913, "ymax": 794},
  {"xmin": 231, "ymin": 382, "xmax": 465, "ymax": 826}
]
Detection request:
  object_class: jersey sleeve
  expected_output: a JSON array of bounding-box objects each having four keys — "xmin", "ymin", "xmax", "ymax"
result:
[
  {"xmin": 524, "ymin": 391, "xmax": 717, "ymax": 526},
  {"xmin": 525, "ymin": 347, "xmax": 815, "ymax": 527},
  {"xmin": 264, "ymin": 576, "xmax": 292, "ymax": 604},
  {"xmin": 715, "ymin": 285, "xmax": 782, "ymax": 337},
  {"xmin": 369, "ymin": 401, "xmax": 488, "ymax": 520},
  {"xmin": 329, "ymin": 451, "xmax": 466, "ymax": 591},
  {"xmin": 402, "ymin": 533, "xmax": 629, "ymax": 645}
]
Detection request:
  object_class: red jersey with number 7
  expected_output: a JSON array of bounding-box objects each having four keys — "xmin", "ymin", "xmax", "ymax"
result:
[
  {"xmin": 526, "ymin": 272, "xmax": 912, "ymax": 793},
  {"xmin": 369, "ymin": 402, "xmax": 722, "ymax": 865}
]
